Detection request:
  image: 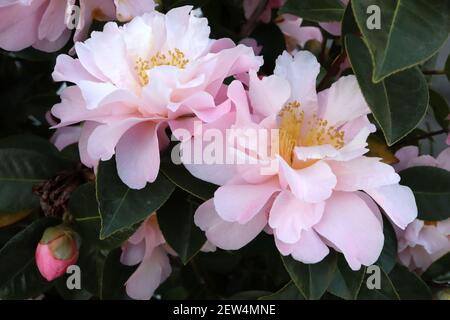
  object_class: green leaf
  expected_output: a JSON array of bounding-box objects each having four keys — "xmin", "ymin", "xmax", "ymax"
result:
[
  {"xmin": 99, "ymin": 249, "xmax": 135, "ymax": 300},
  {"xmin": 158, "ymin": 190, "xmax": 206, "ymax": 265},
  {"xmin": 0, "ymin": 134, "xmax": 60, "ymax": 158},
  {"xmin": 423, "ymin": 252, "xmax": 450, "ymax": 284},
  {"xmin": 328, "ymin": 255, "xmax": 366, "ymax": 300},
  {"xmin": 352, "ymin": 0, "xmax": 450, "ymax": 82},
  {"xmin": 0, "ymin": 149, "xmax": 64, "ymax": 213},
  {"xmin": 376, "ymin": 216, "xmax": 397, "ymax": 273},
  {"xmin": 346, "ymin": 34, "xmax": 428, "ymax": 145},
  {"xmin": 70, "ymin": 183, "xmax": 137, "ymax": 250},
  {"xmin": 358, "ymin": 267, "xmax": 400, "ymax": 300},
  {"xmin": 160, "ymin": 149, "xmax": 217, "ymax": 201},
  {"xmin": 341, "ymin": 1, "xmax": 359, "ymax": 38},
  {"xmin": 259, "ymin": 281, "xmax": 305, "ymax": 300},
  {"xmin": 0, "ymin": 217, "xmax": 58, "ymax": 299},
  {"xmin": 280, "ymin": 0, "xmax": 345, "ymax": 22},
  {"xmin": 399, "ymin": 166, "xmax": 450, "ymax": 221},
  {"xmin": 96, "ymin": 159, "xmax": 175, "ymax": 239},
  {"xmin": 429, "ymin": 89, "xmax": 450, "ymax": 130},
  {"xmin": 281, "ymin": 252, "xmax": 337, "ymax": 300},
  {"xmin": 388, "ymin": 265, "xmax": 432, "ymax": 300}
]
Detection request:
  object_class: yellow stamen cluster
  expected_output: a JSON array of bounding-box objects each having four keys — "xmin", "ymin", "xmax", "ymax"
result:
[
  {"xmin": 279, "ymin": 101, "xmax": 303, "ymax": 164},
  {"xmin": 135, "ymin": 48, "xmax": 189, "ymax": 86},
  {"xmin": 278, "ymin": 100, "xmax": 345, "ymax": 167},
  {"xmin": 301, "ymin": 115, "xmax": 344, "ymax": 149}
]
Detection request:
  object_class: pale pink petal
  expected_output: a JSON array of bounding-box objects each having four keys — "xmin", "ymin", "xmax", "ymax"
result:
[
  {"xmin": 314, "ymin": 191, "xmax": 384, "ymax": 270},
  {"xmin": 275, "ymin": 229, "xmax": 329, "ymax": 264},
  {"xmin": 319, "ymin": 21, "xmax": 341, "ymax": 36},
  {"xmin": 52, "ymin": 54, "xmax": 99, "ymax": 84},
  {"xmin": 38, "ymin": 0, "xmax": 66, "ymax": 42},
  {"xmin": 278, "ymin": 15, "xmax": 323, "ymax": 47},
  {"xmin": 436, "ymin": 147, "xmax": 450, "ymax": 171},
  {"xmin": 269, "ymin": 191, "xmax": 324, "ymax": 244},
  {"xmin": 115, "ymin": 122, "xmax": 161, "ymax": 189},
  {"xmin": 195, "ymin": 199, "xmax": 267, "ymax": 250},
  {"xmin": 114, "ymin": 0, "xmax": 156, "ymax": 22},
  {"xmin": 248, "ymin": 71, "xmax": 291, "ymax": 118},
  {"xmin": 279, "ymin": 158, "xmax": 337, "ymax": 203},
  {"xmin": 317, "ymin": 75, "xmax": 370, "ymax": 127},
  {"xmin": 274, "ymin": 50, "xmax": 320, "ymax": 114},
  {"xmin": 50, "ymin": 126, "xmax": 81, "ymax": 151},
  {"xmin": 120, "ymin": 241, "xmax": 145, "ymax": 266},
  {"xmin": 125, "ymin": 246, "xmax": 171, "ymax": 300},
  {"xmin": 213, "ymin": 181, "xmax": 279, "ymax": 224},
  {"xmin": 365, "ymin": 184, "xmax": 417, "ymax": 229},
  {"xmin": 78, "ymin": 121, "xmax": 99, "ymax": 168},
  {"xmin": 329, "ymin": 156, "xmax": 400, "ymax": 192}
]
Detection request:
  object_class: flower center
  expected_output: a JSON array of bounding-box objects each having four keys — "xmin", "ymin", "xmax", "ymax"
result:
[
  {"xmin": 135, "ymin": 48, "xmax": 189, "ymax": 86},
  {"xmin": 278, "ymin": 101, "xmax": 344, "ymax": 166}
]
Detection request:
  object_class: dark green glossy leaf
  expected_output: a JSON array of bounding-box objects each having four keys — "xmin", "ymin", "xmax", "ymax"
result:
[
  {"xmin": 389, "ymin": 265, "xmax": 432, "ymax": 300},
  {"xmin": 100, "ymin": 249, "xmax": 135, "ymax": 300},
  {"xmin": 259, "ymin": 281, "xmax": 305, "ymax": 300},
  {"xmin": 352, "ymin": 0, "xmax": 450, "ymax": 82},
  {"xmin": 281, "ymin": 252, "xmax": 337, "ymax": 300},
  {"xmin": 0, "ymin": 149, "xmax": 64, "ymax": 213},
  {"xmin": 328, "ymin": 255, "xmax": 366, "ymax": 300},
  {"xmin": 160, "ymin": 149, "xmax": 217, "ymax": 201},
  {"xmin": 358, "ymin": 267, "xmax": 400, "ymax": 300},
  {"xmin": 423, "ymin": 252, "xmax": 450, "ymax": 284},
  {"xmin": 346, "ymin": 34, "xmax": 428, "ymax": 145},
  {"xmin": 399, "ymin": 166, "xmax": 450, "ymax": 221},
  {"xmin": 280, "ymin": 0, "xmax": 345, "ymax": 22},
  {"xmin": 96, "ymin": 159, "xmax": 175, "ymax": 239},
  {"xmin": 376, "ymin": 216, "xmax": 397, "ymax": 273},
  {"xmin": 158, "ymin": 190, "xmax": 206, "ymax": 265},
  {"xmin": 0, "ymin": 217, "xmax": 58, "ymax": 299},
  {"xmin": 70, "ymin": 183, "xmax": 136, "ymax": 250},
  {"xmin": 429, "ymin": 90, "xmax": 450, "ymax": 130}
]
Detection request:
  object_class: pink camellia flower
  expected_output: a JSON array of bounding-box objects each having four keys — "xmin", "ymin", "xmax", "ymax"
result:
[
  {"xmin": 243, "ymin": 0, "xmax": 322, "ymax": 50},
  {"xmin": 393, "ymin": 146, "xmax": 450, "ymax": 273},
  {"xmin": 188, "ymin": 50, "xmax": 417, "ymax": 270},
  {"xmin": 121, "ymin": 212, "xmax": 216, "ymax": 300},
  {"xmin": 0, "ymin": 0, "xmax": 156, "ymax": 52},
  {"xmin": 50, "ymin": 5, "xmax": 262, "ymax": 189},
  {"xmin": 120, "ymin": 213, "xmax": 172, "ymax": 300},
  {"xmin": 35, "ymin": 225, "xmax": 79, "ymax": 281}
]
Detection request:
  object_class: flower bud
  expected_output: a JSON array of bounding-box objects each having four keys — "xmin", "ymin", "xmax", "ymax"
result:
[{"xmin": 35, "ymin": 225, "xmax": 79, "ymax": 281}]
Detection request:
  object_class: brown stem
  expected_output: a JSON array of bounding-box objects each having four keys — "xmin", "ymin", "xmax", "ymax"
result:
[
  {"xmin": 240, "ymin": 0, "xmax": 269, "ymax": 38},
  {"xmin": 317, "ymin": 51, "xmax": 347, "ymax": 91},
  {"xmin": 422, "ymin": 69, "xmax": 446, "ymax": 75},
  {"xmin": 408, "ymin": 129, "xmax": 448, "ymax": 142}
]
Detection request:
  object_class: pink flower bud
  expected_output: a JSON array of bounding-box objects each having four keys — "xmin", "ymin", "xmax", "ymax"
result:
[{"xmin": 35, "ymin": 225, "xmax": 79, "ymax": 281}]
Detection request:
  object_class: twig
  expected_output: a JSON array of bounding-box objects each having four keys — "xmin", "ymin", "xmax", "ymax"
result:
[
  {"xmin": 317, "ymin": 51, "xmax": 347, "ymax": 91},
  {"xmin": 240, "ymin": 0, "xmax": 269, "ymax": 37},
  {"xmin": 422, "ymin": 69, "xmax": 446, "ymax": 75},
  {"xmin": 408, "ymin": 129, "xmax": 448, "ymax": 142}
]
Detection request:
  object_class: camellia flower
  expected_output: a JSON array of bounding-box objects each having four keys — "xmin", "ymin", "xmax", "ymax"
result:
[
  {"xmin": 50, "ymin": 5, "xmax": 262, "ymax": 189},
  {"xmin": 0, "ymin": 0, "xmax": 156, "ymax": 52},
  {"xmin": 243, "ymin": 0, "xmax": 322, "ymax": 50},
  {"xmin": 35, "ymin": 224, "xmax": 79, "ymax": 281},
  {"xmin": 188, "ymin": 50, "xmax": 417, "ymax": 270},
  {"xmin": 120, "ymin": 213, "xmax": 172, "ymax": 300},
  {"xmin": 393, "ymin": 146, "xmax": 450, "ymax": 273},
  {"xmin": 121, "ymin": 212, "xmax": 215, "ymax": 300}
]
